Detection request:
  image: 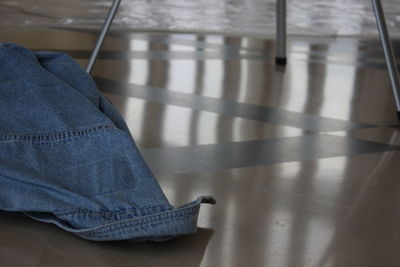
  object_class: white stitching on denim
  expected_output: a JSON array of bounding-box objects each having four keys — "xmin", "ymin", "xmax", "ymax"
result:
[{"xmin": 0, "ymin": 123, "xmax": 115, "ymax": 144}]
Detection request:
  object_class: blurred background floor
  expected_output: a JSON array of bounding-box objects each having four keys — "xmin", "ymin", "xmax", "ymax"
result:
[
  {"xmin": 1, "ymin": 3, "xmax": 400, "ymax": 266},
  {"xmin": 2, "ymin": 0, "xmax": 400, "ymax": 37}
]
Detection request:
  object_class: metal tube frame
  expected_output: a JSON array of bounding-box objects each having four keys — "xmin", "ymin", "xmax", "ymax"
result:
[
  {"xmin": 83, "ymin": 0, "xmax": 400, "ymax": 121},
  {"xmin": 88, "ymin": 0, "xmax": 287, "ymax": 68},
  {"xmin": 86, "ymin": 0, "xmax": 122, "ymax": 74},
  {"xmin": 371, "ymin": 0, "xmax": 400, "ymax": 120},
  {"xmin": 276, "ymin": 0, "xmax": 287, "ymax": 65}
]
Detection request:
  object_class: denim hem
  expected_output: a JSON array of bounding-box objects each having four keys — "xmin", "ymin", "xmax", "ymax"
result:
[{"xmin": 25, "ymin": 196, "xmax": 215, "ymax": 241}]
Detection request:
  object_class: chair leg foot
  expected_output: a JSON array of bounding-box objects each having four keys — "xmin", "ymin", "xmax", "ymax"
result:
[{"xmin": 276, "ymin": 57, "xmax": 287, "ymax": 65}]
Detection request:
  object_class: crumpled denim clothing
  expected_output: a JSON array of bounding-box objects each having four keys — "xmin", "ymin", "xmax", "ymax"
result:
[{"xmin": 0, "ymin": 42, "xmax": 215, "ymax": 241}]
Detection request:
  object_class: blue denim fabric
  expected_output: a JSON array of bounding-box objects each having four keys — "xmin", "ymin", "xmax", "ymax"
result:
[{"xmin": 0, "ymin": 42, "xmax": 215, "ymax": 241}]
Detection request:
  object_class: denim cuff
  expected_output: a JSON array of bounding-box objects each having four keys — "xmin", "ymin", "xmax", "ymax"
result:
[{"xmin": 25, "ymin": 196, "xmax": 215, "ymax": 241}]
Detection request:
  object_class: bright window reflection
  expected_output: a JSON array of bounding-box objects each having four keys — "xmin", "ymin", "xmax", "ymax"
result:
[
  {"xmin": 161, "ymin": 105, "xmax": 192, "ymax": 147},
  {"xmin": 283, "ymin": 46, "xmax": 310, "ymax": 111},
  {"xmin": 167, "ymin": 60, "xmax": 196, "ymax": 93},
  {"xmin": 321, "ymin": 64, "xmax": 356, "ymax": 120},
  {"xmin": 202, "ymin": 59, "xmax": 224, "ymax": 98},
  {"xmin": 169, "ymin": 44, "xmax": 196, "ymax": 51},
  {"xmin": 129, "ymin": 39, "xmax": 150, "ymax": 51},
  {"xmin": 128, "ymin": 39, "xmax": 149, "ymax": 85},
  {"xmin": 197, "ymin": 112, "xmax": 218, "ymax": 145}
]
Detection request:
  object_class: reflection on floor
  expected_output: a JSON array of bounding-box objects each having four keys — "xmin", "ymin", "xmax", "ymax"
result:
[{"xmin": 1, "ymin": 28, "xmax": 400, "ymax": 267}]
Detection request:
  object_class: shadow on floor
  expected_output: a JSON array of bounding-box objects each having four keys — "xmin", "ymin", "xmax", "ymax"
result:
[{"xmin": 0, "ymin": 211, "xmax": 213, "ymax": 267}]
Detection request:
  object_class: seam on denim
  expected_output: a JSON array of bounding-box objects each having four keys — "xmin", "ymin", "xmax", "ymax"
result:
[
  {"xmin": 79, "ymin": 206, "xmax": 199, "ymax": 236},
  {"xmin": 53, "ymin": 204, "xmax": 170, "ymax": 216},
  {"xmin": 89, "ymin": 209, "xmax": 199, "ymax": 237},
  {"xmin": 0, "ymin": 122, "xmax": 110, "ymax": 136},
  {"xmin": 58, "ymin": 203, "xmax": 200, "ymax": 234},
  {"xmin": 89, "ymin": 213, "xmax": 198, "ymax": 239},
  {"xmin": 0, "ymin": 124, "xmax": 115, "ymax": 144}
]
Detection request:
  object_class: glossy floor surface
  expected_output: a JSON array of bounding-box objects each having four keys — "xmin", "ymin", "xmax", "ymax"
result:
[
  {"xmin": 1, "ymin": 28, "xmax": 400, "ymax": 266},
  {"xmin": 2, "ymin": 0, "xmax": 400, "ymax": 36}
]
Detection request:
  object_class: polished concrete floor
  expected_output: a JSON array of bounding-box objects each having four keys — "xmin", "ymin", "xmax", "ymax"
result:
[{"xmin": 1, "ymin": 27, "xmax": 400, "ymax": 266}]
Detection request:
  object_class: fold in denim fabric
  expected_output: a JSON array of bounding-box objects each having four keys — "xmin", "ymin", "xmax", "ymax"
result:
[{"xmin": 0, "ymin": 42, "xmax": 215, "ymax": 241}]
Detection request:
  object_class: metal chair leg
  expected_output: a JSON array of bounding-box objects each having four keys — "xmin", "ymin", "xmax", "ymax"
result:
[
  {"xmin": 371, "ymin": 0, "xmax": 400, "ymax": 120},
  {"xmin": 276, "ymin": 0, "xmax": 287, "ymax": 65},
  {"xmin": 86, "ymin": 0, "xmax": 122, "ymax": 74}
]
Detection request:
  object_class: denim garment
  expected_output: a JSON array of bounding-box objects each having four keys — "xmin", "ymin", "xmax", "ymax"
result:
[{"xmin": 0, "ymin": 42, "xmax": 215, "ymax": 241}]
